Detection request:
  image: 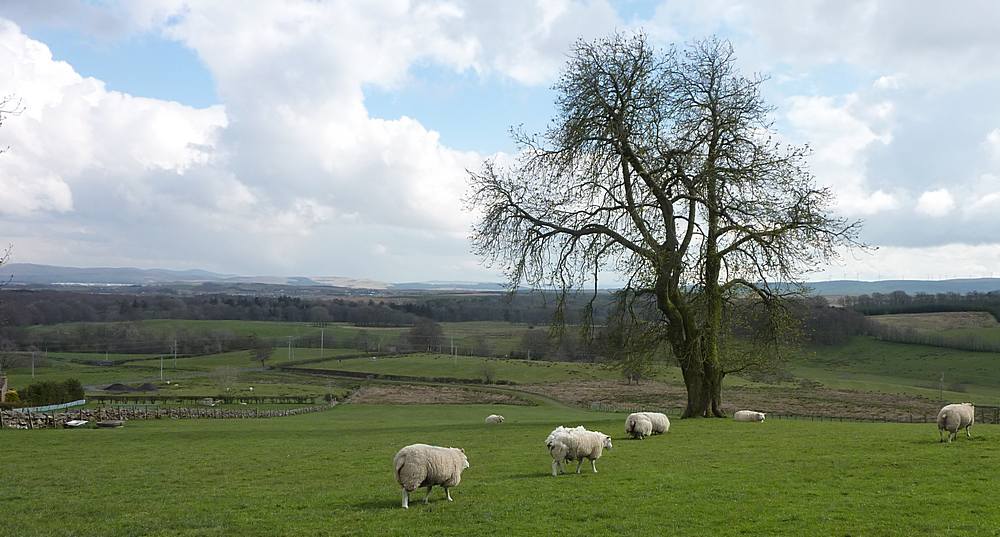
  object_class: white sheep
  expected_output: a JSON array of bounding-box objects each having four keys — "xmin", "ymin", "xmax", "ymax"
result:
[
  {"xmin": 393, "ymin": 444, "xmax": 469, "ymax": 509},
  {"xmin": 544, "ymin": 426, "xmax": 585, "ymax": 473},
  {"xmin": 937, "ymin": 403, "xmax": 975, "ymax": 443},
  {"xmin": 638, "ymin": 412, "xmax": 670, "ymax": 434},
  {"xmin": 625, "ymin": 413, "xmax": 653, "ymax": 439},
  {"xmin": 733, "ymin": 410, "xmax": 766, "ymax": 422},
  {"xmin": 546, "ymin": 426, "xmax": 612, "ymax": 476},
  {"xmin": 485, "ymin": 414, "xmax": 505, "ymax": 424}
]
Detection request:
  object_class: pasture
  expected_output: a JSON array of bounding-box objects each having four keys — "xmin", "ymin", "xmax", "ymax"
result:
[
  {"xmin": 867, "ymin": 311, "xmax": 999, "ymax": 331},
  {"xmin": 2, "ymin": 402, "xmax": 997, "ymax": 536},
  {"xmin": 304, "ymin": 353, "xmax": 632, "ymax": 384},
  {"xmin": 792, "ymin": 336, "xmax": 1000, "ymax": 401}
]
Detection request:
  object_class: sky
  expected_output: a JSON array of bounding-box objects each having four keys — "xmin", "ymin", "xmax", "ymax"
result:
[{"xmin": 1, "ymin": 1, "xmax": 1000, "ymax": 283}]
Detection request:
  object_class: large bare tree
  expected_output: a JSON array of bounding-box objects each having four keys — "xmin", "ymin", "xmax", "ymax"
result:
[{"xmin": 468, "ymin": 34, "xmax": 860, "ymax": 417}]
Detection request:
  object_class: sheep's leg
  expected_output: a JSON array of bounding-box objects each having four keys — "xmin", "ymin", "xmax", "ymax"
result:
[
  {"xmin": 966, "ymin": 425, "xmax": 973, "ymax": 438},
  {"xmin": 591, "ymin": 459, "xmax": 598, "ymax": 473},
  {"xmin": 402, "ymin": 488, "xmax": 409, "ymax": 509},
  {"xmin": 939, "ymin": 429, "xmax": 944, "ymax": 443},
  {"xmin": 424, "ymin": 485, "xmax": 433, "ymax": 504},
  {"xmin": 445, "ymin": 487, "xmax": 453, "ymax": 502},
  {"xmin": 551, "ymin": 460, "xmax": 560, "ymax": 476},
  {"xmin": 576, "ymin": 460, "xmax": 582, "ymax": 474}
]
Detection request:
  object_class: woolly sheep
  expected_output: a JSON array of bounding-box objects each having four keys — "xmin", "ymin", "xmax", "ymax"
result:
[
  {"xmin": 393, "ymin": 444, "xmax": 469, "ymax": 509},
  {"xmin": 485, "ymin": 414, "xmax": 505, "ymax": 424},
  {"xmin": 625, "ymin": 413, "xmax": 653, "ymax": 439},
  {"xmin": 638, "ymin": 412, "xmax": 670, "ymax": 434},
  {"xmin": 546, "ymin": 426, "xmax": 612, "ymax": 476},
  {"xmin": 937, "ymin": 403, "xmax": 975, "ymax": 443},
  {"xmin": 733, "ymin": 410, "xmax": 766, "ymax": 422},
  {"xmin": 545, "ymin": 426, "xmax": 585, "ymax": 473}
]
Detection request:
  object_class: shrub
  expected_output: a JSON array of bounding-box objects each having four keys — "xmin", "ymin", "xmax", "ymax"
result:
[{"xmin": 21, "ymin": 378, "xmax": 84, "ymax": 406}]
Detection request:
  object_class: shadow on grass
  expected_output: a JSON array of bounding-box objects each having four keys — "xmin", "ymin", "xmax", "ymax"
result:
[
  {"xmin": 504, "ymin": 471, "xmax": 553, "ymax": 480},
  {"xmin": 354, "ymin": 498, "xmax": 400, "ymax": 510}
]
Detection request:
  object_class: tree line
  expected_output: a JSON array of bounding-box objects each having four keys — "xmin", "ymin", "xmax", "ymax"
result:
[{"xmin": 845, "ymin": 290, "xmax": 1000, "ymax": 320}]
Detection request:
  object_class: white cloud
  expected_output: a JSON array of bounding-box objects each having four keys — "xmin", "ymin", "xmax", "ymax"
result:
[
  {"xmin": 709, "ymin": 0, "xmax": 1000, "ymax": 89},
  {"xmin": 915, "ymin": 188, "xmax": 956, "ymax": 217},
  {"xmin": 813, "ymin": 242, "xmax": 1000, "ymax": 281},
  {"xmin": 786, "ymin": 94, "xmax": 896, "ymax": 216},
  {"xmin": 0, "ymin": 19, "xmax": 226, "ymax": 217},
  {"xmin": 986, "ymin": 129, "xmax": 1000, "ymax": 162},
  {"xmin": 873, "ymin": 74, "xmax": 903, "ymax": 90}
]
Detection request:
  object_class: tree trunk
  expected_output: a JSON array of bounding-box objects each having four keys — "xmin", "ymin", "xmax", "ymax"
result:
[{"xmin": 679, "ymin": 350, "xmax": 726, "ymax": 418}]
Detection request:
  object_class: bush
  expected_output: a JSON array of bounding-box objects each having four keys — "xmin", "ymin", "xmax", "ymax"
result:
[
  {"xmin": 480, "ymin": 361, "xmax": 498, "ymax": 384},
  {"xmin": 5, "ymin": 389, "xmax": 19, "ymax": 403},
  {"xmin": 21, "ymin": 378, "xmax": 84, "ymax": 406}
]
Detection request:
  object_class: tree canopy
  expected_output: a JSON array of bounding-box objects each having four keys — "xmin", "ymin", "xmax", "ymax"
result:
[{"xmin": 469, "ymin": 34, "xmax": 860, "ymax": 417}]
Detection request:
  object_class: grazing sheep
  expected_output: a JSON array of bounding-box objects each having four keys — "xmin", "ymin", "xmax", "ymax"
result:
[
  {"xmin": 638, "ymin": 412, "xmax": 670, "ymax": 434},
  {"xmin": 937, "ymin": 403, "xmax": 975, "ymax": 443},
  {"xmin": 546, "ymin": 427, "xmax": 612, "ymax": 476},
  {"xmin": 625, "ymin": 413, "xmax": 653, "ymax": 439},
  {"xmin": 733, "ymin": 410, "xmax": 766, "ymax": 422},
  {"xmin": 393, "ymin": 444, "xmax": 469, "ymax": 509},
  {"xmin": 485, "ymin": 414, "xmax": 505, "ymax": 424}
]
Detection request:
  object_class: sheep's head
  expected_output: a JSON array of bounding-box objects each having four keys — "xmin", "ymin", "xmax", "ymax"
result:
[
  {"xmin": 603, "ymin": 435, "xmax": 613, "ymax": 450},
  {"xmin": 499, "ymin": 416, "xmax": 505, "ymax": 423},
  {"xmin": 459, "ymin": 448, "xmax": 470, "ymax": 469},
  {"xmin": 760, "ymin": 413, "xmax": 766, "ymax": 422}
]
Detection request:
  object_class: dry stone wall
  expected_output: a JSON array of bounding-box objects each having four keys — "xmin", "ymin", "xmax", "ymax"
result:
[{"xmin": 0, "ymin": 404, "xmax": 333, "ymax": 430}]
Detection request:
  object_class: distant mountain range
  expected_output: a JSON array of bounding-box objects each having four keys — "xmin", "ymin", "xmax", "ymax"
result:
[{"xmin": 1, "ymin": 263, "xmax": 999, "ymax": 296}]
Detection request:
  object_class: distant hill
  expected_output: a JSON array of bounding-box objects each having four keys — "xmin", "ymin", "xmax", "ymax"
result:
[
  {"xmin": 3, "ymin": 263, "xmax": 1000, "ymax": 295},
  {"xmin": 389, "ymin": 281, "xmax": 508, "ymax": 291},
  {"xmin": 803, "ymin": 279, "xmax": 1000, "ymax": 296},
  {"xmin": 0, "ymin": 263, "xmax": 233, "ymax": 286}
]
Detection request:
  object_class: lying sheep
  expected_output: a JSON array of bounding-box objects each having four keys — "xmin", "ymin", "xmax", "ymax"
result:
[
  {"xmin": 638, "ymin": 412, "xmax": 670, "ymax": 434},
  {"xmin": 485, "ymin": 414, "xmax": 505, "ymax": 424},
  {"xmin": 393, "ymin": 444, "xmax": 469, "ymax": 509},
  {"xmin": 546, "ymin": 426, "xmax": 612, "ymax": 476},
  {"xmin": 937, "ymin": 403, "xmax": 975, "ymax": 443},
  {"xmin": 625, "ymin": 413, "xmax": 653, "ymax": 439},
  {"xmin": 733, "ymin": 410, "xmax": 766, "ymax": 422}
]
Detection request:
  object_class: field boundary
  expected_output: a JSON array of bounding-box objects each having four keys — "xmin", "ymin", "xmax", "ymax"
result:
[
  {"xmin": 0, "ymin": 403, "xmax": 336, "ymax": 430},
  {"xmin": 589, "ymin": 402, "xmax": 1000, "ymax": 424},
  {"xmin": 12, "ymin": 399, "xmax": 87, "ymax": 413},
  {"xmin": 279, "ymin": 365, "xmax": 517, "ymax": 385}
]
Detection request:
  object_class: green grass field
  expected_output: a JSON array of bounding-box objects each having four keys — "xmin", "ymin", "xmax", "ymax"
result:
[
  {"xmin": 22, "ymin": 319, "xmax": 538, "ymax": 351},
  {"xmin": 797, "ymin": 336, "xmax": 1000, "ymax": 396},
  {"xmin": 867, "ymin": 311, "xmax": 1000, "ymax": 348},
  {"xmin": 304, "ymin": 353, "xmax": 622, "ymax": 384},
  {"xmin": 2, "ymin": 402, "xmax": 996, "ymax": 536},
  {"xmin": 868, "ymin": 311, "xmax": 999, "ymax": 331}
]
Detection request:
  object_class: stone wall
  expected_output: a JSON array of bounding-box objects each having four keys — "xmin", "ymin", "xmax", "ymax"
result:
[{"xmin": 0, "ymin": 403, "xmax": 333, "ymax": 430}]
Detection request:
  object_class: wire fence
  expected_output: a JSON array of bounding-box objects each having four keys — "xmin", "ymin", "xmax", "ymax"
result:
[
  {"xmin": 11, "ymin": 399, "xmax": 87, "ymax": 414},
  {"xmin": 589, "ymin": 402, "xmax": 1000, "ymax": 425}
]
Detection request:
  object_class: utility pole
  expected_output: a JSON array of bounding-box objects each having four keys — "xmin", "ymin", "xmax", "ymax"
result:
[
  {"xmin": 173, "ymin": 339, "xmax": 177, "ymax": 369},
  {"xmin": 287, "ymin": 336, "xmax": 292, "ymax": 362},
  {"xmin": 160, "ymin": 354, "xmax": 164, "ymax": 381},
  {"xmin": 31, "ymin": 350, "xmax": 35, "ymax": 378},
  {"xmin": 320, "ymin": 328, "xmax": 324, "ymax": 360}
]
